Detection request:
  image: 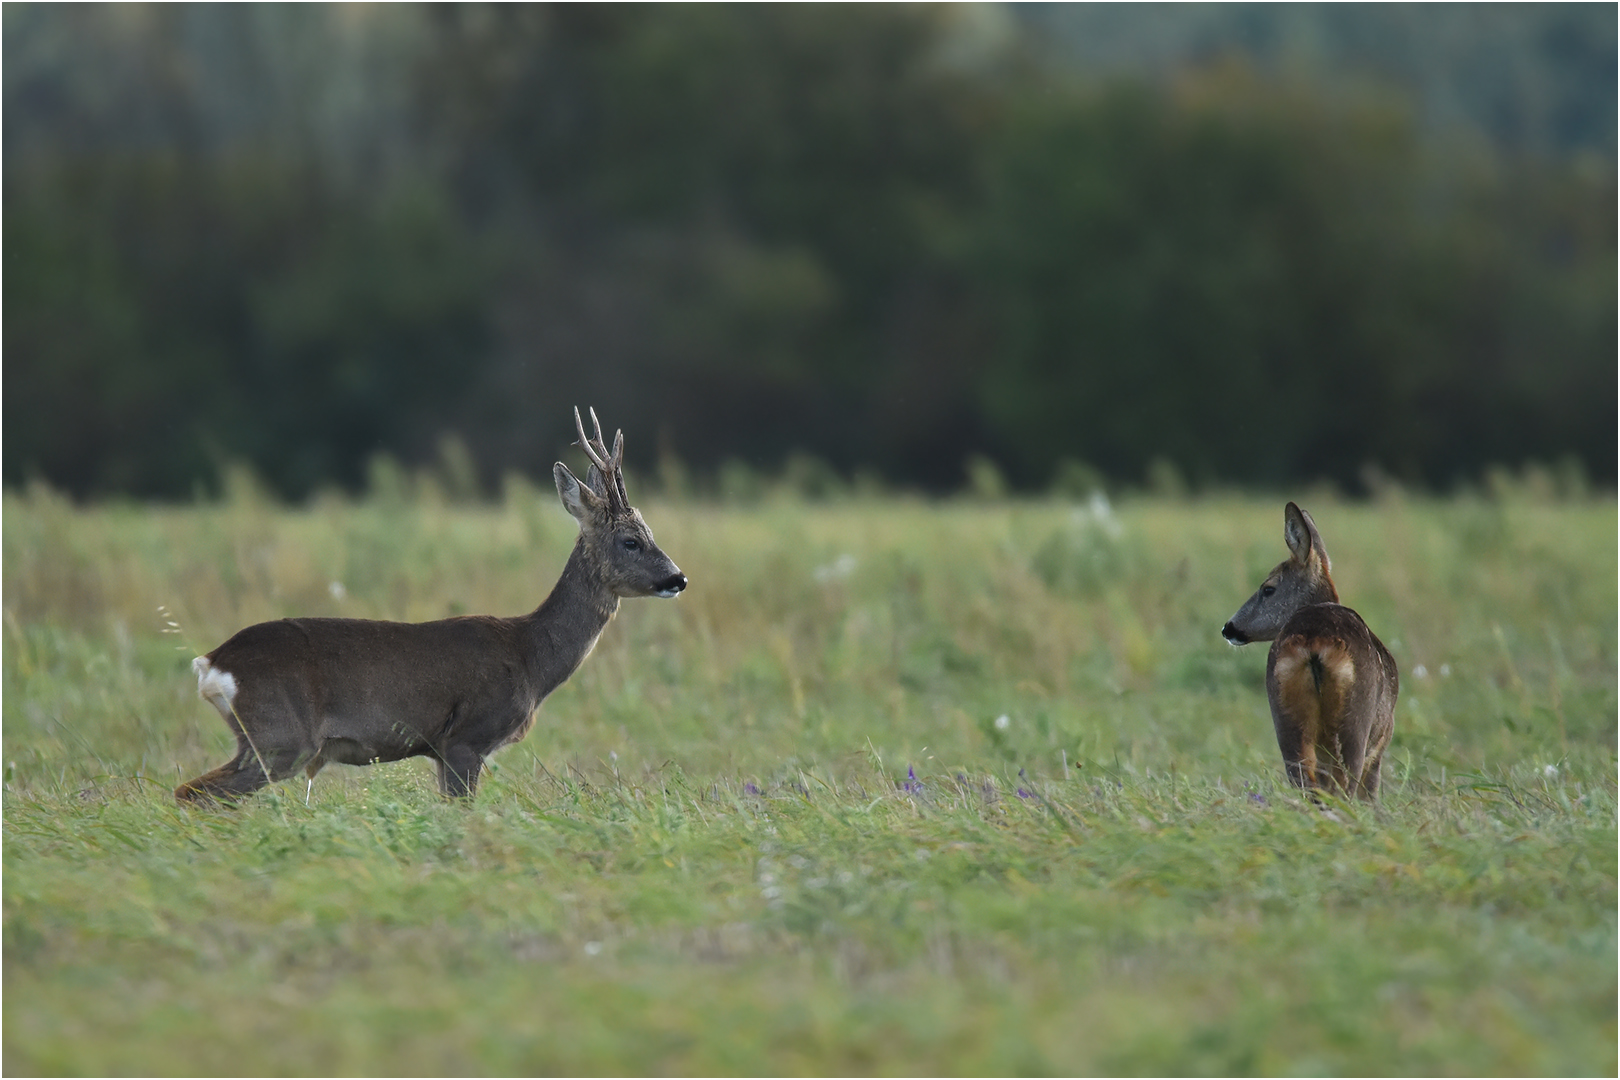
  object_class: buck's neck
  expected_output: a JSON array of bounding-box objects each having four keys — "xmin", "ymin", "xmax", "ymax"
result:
[{"xmin": 521, "ymin": 537, "xmax": 620, "ymax": 696}]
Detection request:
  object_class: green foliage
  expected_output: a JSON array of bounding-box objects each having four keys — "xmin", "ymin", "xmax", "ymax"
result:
[
  {"xmin": 1020, "ymin": 4, "xmax": 1618, "ymax": 160},
  {"xmin": 4, "ymin": 6, "xmax": 1614, "ymax": 498},
  {"xmin": 3, "ymin": 493, "xmax": 1614, "ymax": 1073},
  {"xmin": 4, "ymin": 151, "xmax": 496, "ymax": 498},
  {"xmin": 973, "ymin": 67, "xmax": 1616, "ymax": 489}
]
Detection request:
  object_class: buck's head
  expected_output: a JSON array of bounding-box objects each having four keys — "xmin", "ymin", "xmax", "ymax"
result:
[
  {"xmin": 554, "ymin": 407, "xmax": 687, "ymax": 599},
  {"xmin": 1221, "ymin": 502, "xmax": 1339, "ymax": 645}
]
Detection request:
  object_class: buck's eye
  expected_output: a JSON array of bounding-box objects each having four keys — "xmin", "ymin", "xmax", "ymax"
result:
[
  {"xmin": 1261, "ymin": 585, "xmax": 1276, "ymax": 598},
  {"xmin": 622, "ymin": 538, "xmax": 641, "ymax": 552}
]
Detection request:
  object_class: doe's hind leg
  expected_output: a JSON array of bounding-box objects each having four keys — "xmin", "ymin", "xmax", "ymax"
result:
[
  {"xmin": 1273, "ymin": 717, "xmax": 1321, "ymax": 792},
  {"xmin": 1357, "ymin": 752, "xmax": 1385, "ymax": 801}
]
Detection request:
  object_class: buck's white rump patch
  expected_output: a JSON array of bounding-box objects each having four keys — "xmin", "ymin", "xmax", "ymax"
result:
[{"xmin": 194, "ymin": 656, "xmax": 238, "ymax": 714}]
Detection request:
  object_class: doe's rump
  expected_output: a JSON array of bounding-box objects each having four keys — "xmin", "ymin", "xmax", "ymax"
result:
[{"xmin": 1265, "ymin": 603, "xmax": 1397, "ymax": 798}]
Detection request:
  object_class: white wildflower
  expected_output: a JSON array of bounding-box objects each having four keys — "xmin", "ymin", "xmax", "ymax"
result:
[{"xmin": 813, "ymin": 554, "xmax": 857, "ymax": 584}]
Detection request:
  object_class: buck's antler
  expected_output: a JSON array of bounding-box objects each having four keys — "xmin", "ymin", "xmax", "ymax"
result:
[{"xmin": 574, "ymin": 406, "xmax": 630, "ymax": 511}]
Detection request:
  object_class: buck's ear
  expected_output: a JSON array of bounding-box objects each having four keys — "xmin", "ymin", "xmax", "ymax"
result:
[
  {"xmin": 1283, "ymin": 502, "xmax": 1329, "ymax": 570},
  {"xmin": 554, "ymin": 462, "xmax": 604, "ymax": 522}
]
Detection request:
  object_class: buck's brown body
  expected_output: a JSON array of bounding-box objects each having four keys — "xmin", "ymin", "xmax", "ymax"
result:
[
  {"xmin": 177, "ymin": 408, "xmax": 685, "ymax": 804},
  {"xmin": 1223, "ymin": 503, "xmax": 1398, "ymax": 799}
]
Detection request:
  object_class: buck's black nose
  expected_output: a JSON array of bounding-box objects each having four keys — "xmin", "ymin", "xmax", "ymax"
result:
[
  {"xmin": 656, "ymin": 573, "xmax": 688, "ymax": 596},
  {"xmin": 1221, "ymin": 621, "xmax": 1248, "ymax": 645}
]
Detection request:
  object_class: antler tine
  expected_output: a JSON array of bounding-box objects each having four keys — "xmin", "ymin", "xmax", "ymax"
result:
[
  {"xmin": 573, "ymin": 406, "xmax": 609, "ymax": 473},
  {"xmin": 610, "ymin": 429, "xmax": 629, "ymax": 506},
  {"xmin": 588, "ymin": 407, "xmax": 610, "ymax": 460}
]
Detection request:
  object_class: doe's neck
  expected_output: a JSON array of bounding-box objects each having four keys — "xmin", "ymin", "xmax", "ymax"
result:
[{"xmin": 1315, "ymin": 568, "xmax": 1341, "ymax": 605}]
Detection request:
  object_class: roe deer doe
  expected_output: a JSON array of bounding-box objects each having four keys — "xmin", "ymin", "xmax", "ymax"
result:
[
  {"xmin": 1222, "ymin": 503, "xmax": 1398, "ymax": 799},
  {"xmin": 175, "ymin": 408, "xmax": 686, "ymax": 804}
]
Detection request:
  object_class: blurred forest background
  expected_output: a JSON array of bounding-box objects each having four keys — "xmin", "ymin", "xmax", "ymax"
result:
[{"xmin": 5, "ymin": 3, "xmax": 1615, "ymax": 501}]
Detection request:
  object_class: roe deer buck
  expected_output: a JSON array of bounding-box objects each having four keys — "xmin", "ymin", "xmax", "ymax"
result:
[
  {"xmin": 175, "ymin": 408, "xmax": 686, "ymax": 804},
  {"xmin": 1221, "ymin": 503, "xmax": 1398, "ymax": 799}
]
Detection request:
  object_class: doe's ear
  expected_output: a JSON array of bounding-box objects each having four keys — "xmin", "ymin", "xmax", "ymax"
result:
[
  {"xmin": 554, "ymin": 462, "xmax": 603, "ymax": 523},
  {"xmin": 1282, "ymin": 502, "xmax": 1329, "ymax": 570}
]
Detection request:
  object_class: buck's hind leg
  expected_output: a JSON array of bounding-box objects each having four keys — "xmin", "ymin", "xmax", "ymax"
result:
[
  {"xmin": 182, "ymin": 657, "xmax": 326, "ymax": 804},
  {"xmin": 176, "ymin": 740, "xmax": 273, "ymax": 804},
  {"xmin": 176, "ymin": 724, "xmax": 316, "ymax": 805},
  {"xmin": 176, "ymin": 743, "xmax": 312, "ymax": 804}
]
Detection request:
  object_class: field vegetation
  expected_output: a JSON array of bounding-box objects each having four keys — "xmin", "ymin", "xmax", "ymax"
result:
[{"xmin": 3, "ymin": 481, "xmax": 1615, "ymax": 1074}]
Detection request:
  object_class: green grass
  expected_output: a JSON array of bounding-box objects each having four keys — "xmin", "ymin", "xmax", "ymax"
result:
[{"xmin": 4, "ymin": 486, "xmax": 1615, "ymax": 1075}]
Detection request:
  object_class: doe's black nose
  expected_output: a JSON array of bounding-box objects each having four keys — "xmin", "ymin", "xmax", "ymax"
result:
[
  {"xmin": 656, "ymin": 573, "xmax": 688, "ymax": 596},
  {"xmin": 1221, "ymin": 621, "xmax": 1248, "ymax": 645}
]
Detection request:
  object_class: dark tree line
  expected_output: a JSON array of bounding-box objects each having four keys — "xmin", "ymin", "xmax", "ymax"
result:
[{"xmin": 5, "ymin": 5, "xmax": 1614, "ymax": 499}]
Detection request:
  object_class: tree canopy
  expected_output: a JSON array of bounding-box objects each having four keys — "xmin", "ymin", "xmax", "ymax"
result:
[{"xmin": 5, "ymin": 5, "xmax": 1614, "ymax": 499}]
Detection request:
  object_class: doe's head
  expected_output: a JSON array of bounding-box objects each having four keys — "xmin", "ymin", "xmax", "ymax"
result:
[
  {"xmin": 1221, "ymin": 502, "xmax": 1338, "ymax": 645},
  {"xmin": 553, "ymin": 407, "xmax": 687, "ymax": 599}
]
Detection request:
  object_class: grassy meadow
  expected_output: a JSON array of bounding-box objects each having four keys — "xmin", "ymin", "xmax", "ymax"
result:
[{"xmin": 3, "ymin": 479, "xmax": 1615, "ymax": 1075}]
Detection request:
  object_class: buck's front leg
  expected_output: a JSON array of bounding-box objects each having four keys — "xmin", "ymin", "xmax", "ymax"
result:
[{"xmin": 435, "ymin": 744, "xmax": 485, "ymax": 799}]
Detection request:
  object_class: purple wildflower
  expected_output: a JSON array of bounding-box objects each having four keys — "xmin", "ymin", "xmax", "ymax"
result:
[
  {"xmin": 1247, "ymin": 791, "xmax": 1268, "ymax": 807},
  {"xmin": 744, "ymin": 781, "xmax": 761, "ymax": 796},
  {"xmin": 902, "ymin": 765, "xmax": 923, "ymax": 794},
  {"xmin": 1016, "ymin": 788, "xmax": 1034, "ymax": 800}
]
